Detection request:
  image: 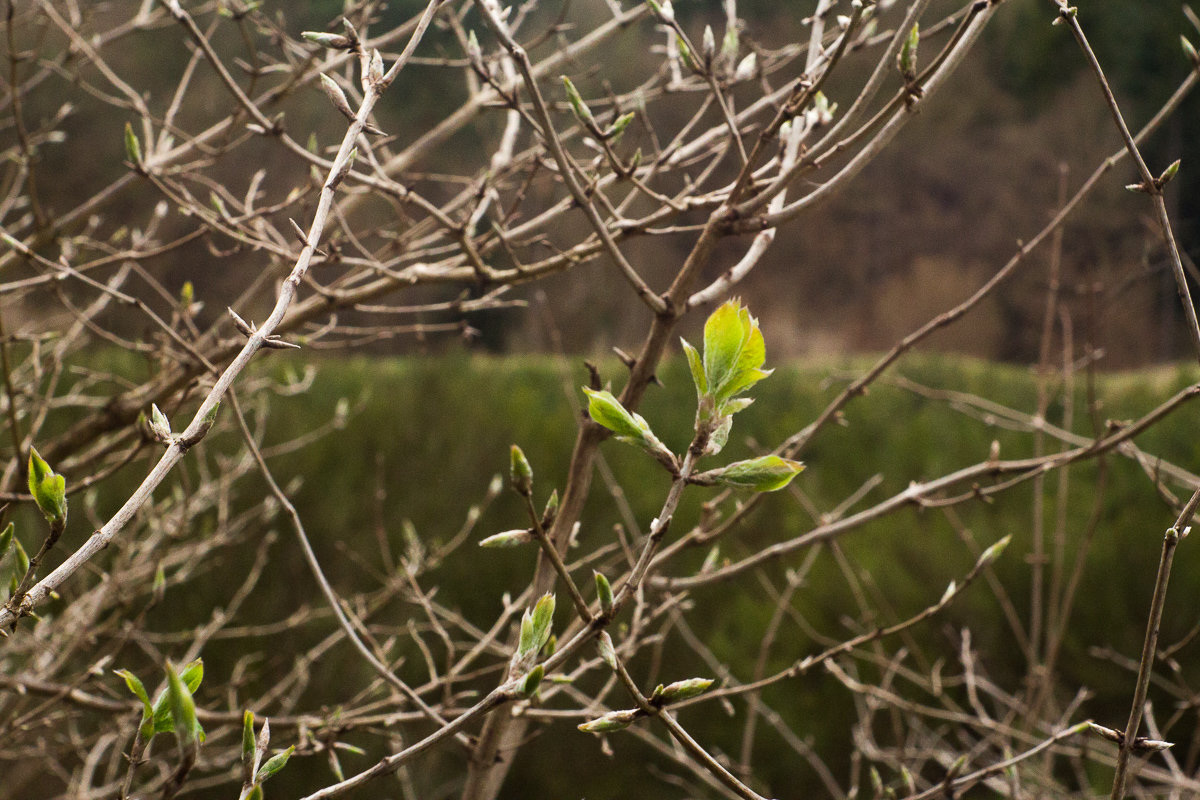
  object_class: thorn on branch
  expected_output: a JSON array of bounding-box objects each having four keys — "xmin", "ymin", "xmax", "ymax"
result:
[{"xmin": 227, "ymin": 307, "xmax": 301, "ymax": 350}]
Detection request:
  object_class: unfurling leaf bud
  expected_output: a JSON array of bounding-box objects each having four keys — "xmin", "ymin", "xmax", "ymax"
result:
[
  {"xmin": 651, "ymin": 677, "xmax": 714, "ymax": 704},
  {"xmin": 645, "ymin": 0, "xmax": 674, "ymax": 23},
  {"xmin": 978, "ymin": 534, "xmax": 1012, "ymax": 566},
  {"xmin": 509, "ymin": 444, "xmax": 533, "ymax": 496},
  {"xmin": 368, "ymin": 49, "xmax": 385, "ymax": 87},
  {"xmin": 734, "ymin": 52, "xmax": 757, "ymax": 82},
  {"xmin": 149, "ymin": 403, "xmax": 171, "ymax": 443},
  {"xmin": 597, "ymin": 631, "xmax": 617, "ymax": 669},
  {"xmin": 319, "ymin": 74, "xmax": 356, "ymax": 121},
  {"xmin": 578, "ymin": 708, "xmax": 638, "ymax": 733},
  {"xmin": 301, "ymin": 31, "xmax": 354, "ymax": 49},
  {"xmin": 594, "ymin": 571, "xmax": 614, "ymax": 615},
  {"xmin": 698, "ymin": 455, "xmax": 804, "ymax": 493},
  {"xmin": 1158, "ymin": 159, "xmax": 1181, "ymax": 186},
  {"xmin": 561, "ymin": 76, "xmax": 595, "ymax": 127},
  {"xmin": 27, "ymin": 447, "xmax": 67, "ymax": 524},
  {"xmin": 898, "ymin": 22, "xmax": 919, "ymax": 81},
  {"xmin": 479, "ymin": 528, "xmax": 535, "ymax": 548},
  {"xmin": 721, "ymin": 27, "xmax": 738, "ymax": 64},
  {"xmin": 581, "ymin": 388, "xmax": 670, "ymax": 458},
  {"xmin": 165, "ymin": 662, "xmax": 198, "ymax": 746},
  {"xmin": 520, "ymin": 664, "xmax": 544, "ymax": 696},
  {"xmin": 242, "ymin": 711, "xmax": 256, "ymax": 769},
  {"xmin": 256, "ymin": 745, "xmax": 295, "ymax": 783},
  {"xmin": 702, "ymin": 25, "xmax": 716, "ymax": 64},
  {"xmin": 124, "ymin": 122, "xmax": 142, "ymax": 166},
  {"xmin": 606, "ymin": 112, "xmax": 635, "ymax": 142}
]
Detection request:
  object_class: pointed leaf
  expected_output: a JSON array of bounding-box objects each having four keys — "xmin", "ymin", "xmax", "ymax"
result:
[
  {"xmin": 709, "ymin": 455, "xmax": 804, "ymax": 492},
  {"xmin": 256, "ymin": 745, "xmax": 295, "ymax": 783},
  {"xmin": 681, "ymin": 339, "xmax": 706, "ymax": 396},
  {"xmin": 115, "ymin": 669, "xmax": 152, "ymax": 715}
]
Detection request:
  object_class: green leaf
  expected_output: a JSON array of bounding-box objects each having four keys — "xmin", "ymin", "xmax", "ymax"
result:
[
  {"xmin": 898, "ymin": 22, "xmax": 919, "ymax": 80},
  {"xmin": 0, "ymin": 522, "xmax": 12, "ymax": 561},
  {"xmin": 27, "ymin": 447, "xmax": 67, "ymax": 523},
  {"xmin": 594, "ymin": 571, "xmax": 613, "ymax": 616},
  {"xmin": 561, "ymin": 76, "xmax": 594, "ymax": 126},
  {"xmin": 256, "ymin": 745, "xmax": 295, "ymax": 783},
  {"xmin": 520, "ymin": 664, "xmax": 544, "ymax": 696},
  {"xmin": 582, "ymin": 388, "xmax": 667, "ymax": 455},
  {"xmin": 164, "ymin": 662, "xmax": 198, "ymax": 746},
  {"xmin": 700, "ymin": 300, "xmax": 772, "ymax": 406},
  {"xmin": 680, "ymin": 339, "xmax": 706, "ymax": 396},
  {"xmin": 530, "ymin": 593, "xmax": 555, "ymax": 651},
  {"xmin": 13, "ymin": 536, "xmax": 29, "ymax": 577},
  {"xmin": 115, "ymin": 669, "xmax": 152, "ymax": 716},
  {"xmin": 240, "ymin": 786, "xmax": 264, "ymax": 800},
  {"xmin": 151, "ymin": 659, "xmax": 205, "ymax": 740},
  {"xmin": 242, "ymin": 711, "xmax": 256, "ymax": 769},
  {"xmin": 124, "ymin": 122, "xmax": 142, "ymax": 165},
  {"xmin": 708, "ymin": 455, "xmax": 804, "ymax": 493}
]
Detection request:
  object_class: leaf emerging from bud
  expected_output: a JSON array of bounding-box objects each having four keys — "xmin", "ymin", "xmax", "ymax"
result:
[
  {"xmin": 561, "ymin": 76, "xmax": 595, "ymax": 126},
  {"xmin": 124, "ymin": 122, "xmax": 142, "ymax": 165},
  {"xmin": 702, "ymin": 455, "xmax": 804, "ymax": 493},
  {"xmin": 319, "ymin": 74, "xmax": 355, "ymax": 121},
  {"xmin": 594, "ymin": 571, "xmax": 614, "ymax": 615},
  {"xmin": 480, "ymin": 529, "xmax": 535, "ymax": 548},
  {"xmin": 651, "ymin": 677, "xmax": 713, "ymax": 704},
  {"xmin": 509, "ymin": 444, "xmax": 533, "ymax": 495},
  {"xmin": 597, "ymin": 631, "xmax": 617, "ymax": 669},
  {"xmin": 520, "ymin": 664, "xmax": 544, "ymax": 696},
  {"xmin": 27, "ymin": 447, "xmax": 67, "ymax": 523},
  {"xmin": 578, "ymin": 708, "xmax": 638, "ymax": 733},
  {"xmin": 256, "ymin": 745, "xmax": 295, "ymax": 783},
  {"xmin": 301, "ymin": 31, "xmax": 353, "ymax": 49}
]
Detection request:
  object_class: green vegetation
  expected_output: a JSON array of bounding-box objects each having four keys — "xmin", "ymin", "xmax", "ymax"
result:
[{"xmin": 209, "ymin": 351, "xmax": 1199, "ymax": 796}]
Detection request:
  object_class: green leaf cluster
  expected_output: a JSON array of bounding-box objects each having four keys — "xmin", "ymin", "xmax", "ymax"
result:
[{"xmin": 115, "ymin": 659, "xmax": 205, "ymax": 744}]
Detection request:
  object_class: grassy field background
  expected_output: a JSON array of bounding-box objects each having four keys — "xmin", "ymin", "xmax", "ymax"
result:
[{"xmin": 64, "ymin": 352, "xmax": 1200, "ymax": 797}]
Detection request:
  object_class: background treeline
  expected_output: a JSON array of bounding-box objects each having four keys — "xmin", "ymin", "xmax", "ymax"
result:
[{"xmin": 31, "ymin": 0, "xmax": 1200, "ymax": 365}]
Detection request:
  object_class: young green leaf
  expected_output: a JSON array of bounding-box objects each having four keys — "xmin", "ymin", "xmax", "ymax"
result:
[
  {"xmin": 561, "ymin": 76, "xmax": 595, "ymax": 126},
  {"xmin": 164, "ymin": 662, "xmax": 198, "ymax": 746},
  {"xmin": 27, "ymin": 447, "xmax": 67, "ymax": 523},
  {"xmin": 520, "ymin": 664, "xmax": 544, "ymax": 696},
  {"xmin": 699, "ymin": 300, "xmax": 773, "ymax": 409},
  {"xmin": 242, "ymin": 710, "xmax": 256, "ymax": 770},
  {"xmin": 651, "ymin": 677, "xmax": 714, "ymax": 704},
  {"xmin": 529, "ymin": 593, "xmax": 555, "ymax": 652},
  {"xmin": 256, "ymin": 745, "xmax": 295, "ymax": 783},
  {"xmin": 594, "ymin": 571, "xmax": 614, "ymax": 616},
  {"xmin": 115, "ymin": 669, "xmax": 152, "ymax": 714},
  {"xmin": 479, "ymin": 529, "xmax": 534, "ymax": 548},
  {"xmin": 705, "ymin": 455, "xmax": 804, "ymax": 493},
  {"xmin": 578, "ymin": 709, "xmax": 638, "ymax": 733},
  {"xmin": 0, "ymin": 522, "xmax": 12, "ymax": 561},
  {"xmin": 596, "ymin": 631, "xmax": 617, "ymax": 670},
  {"xmin": 680, "ymin": 339, "xmax": 707, "ymax": 397},
  {"xmin": 581, "ymin": 388, "xmax": 668, "ymax": 456},
  {"xmin": 898, "ymin": 22, "xmax": 919, "ymax": 81},
  {"xmin": 124, "ymin": 122, "xmax": 142, "ymax": 165},
  {"xmin": 509, "ymin": 445, "xmax": 533, "ymax": 496}
]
